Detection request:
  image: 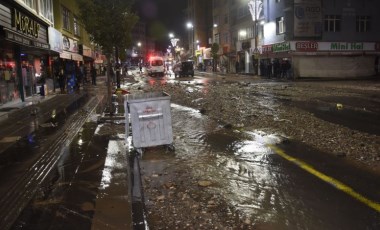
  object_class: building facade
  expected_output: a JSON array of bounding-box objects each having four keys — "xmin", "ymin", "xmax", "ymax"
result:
[
  {"xmin": 0, "ymin": 0, "xmax": 52, "ymax": 104},
  {"xmin": 52, "ymin": 0, "xmax": 95, "ymax": 93},
  {"xmin": 259, "ymin": 0, "xmax": 380, "ymax": 78},
  {"xmin": 206, "ymin": 0, "xmax": 380, "ymax": 78},
  {"xmin": 0, "ymin": 0, "xmax": 96, "ymax": 105},
  {"xmin": 187, "ymin": 0, "xmax": 213, "ymax": 64}
]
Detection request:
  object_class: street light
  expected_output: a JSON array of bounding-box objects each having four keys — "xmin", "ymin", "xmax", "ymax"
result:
[
  {"xmin": 248, "ymin": 0, "xmax": 263, "ymax": 75},
  {"xmin": 137, "ymin": 42, "xmax": 142, "ymax": 64},
  {"xmin": 186, "ymin": 22, "xmax": 194, "ymax": 57},
  {"xmin": 169, "ymin": 33, "xmax": 179, "ymax": 62}
]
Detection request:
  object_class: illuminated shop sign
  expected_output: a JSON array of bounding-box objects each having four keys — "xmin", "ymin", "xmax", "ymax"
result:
[
  {"xmin": 272, "ymin": 42, "xmax": 291, "ymax": 52},
  {"xmin": 296, "ymin": 41, "xmax": 318, "ymax": 51},
  {"xmin": 12, "ymin": 9, "xmax": 40, "ymax": 38},
  {"xmin": 260, "ymin": 42, "xmax": 291, "ymax": 54}
]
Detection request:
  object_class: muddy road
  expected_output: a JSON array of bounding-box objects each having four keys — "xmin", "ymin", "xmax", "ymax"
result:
[{"xmin": 3, "ymin": 71, "xmax": 380, "ymax": 229}]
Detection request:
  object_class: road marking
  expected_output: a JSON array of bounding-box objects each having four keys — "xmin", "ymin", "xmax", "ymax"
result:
[{"xmin": 267, "ymin": 144, "xmax": 380, "ymax": 213}]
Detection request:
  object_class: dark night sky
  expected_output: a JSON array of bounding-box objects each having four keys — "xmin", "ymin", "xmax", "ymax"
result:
[{"xmin": 134, "ymin": 0, "xmax": 187, "ymax": 51}]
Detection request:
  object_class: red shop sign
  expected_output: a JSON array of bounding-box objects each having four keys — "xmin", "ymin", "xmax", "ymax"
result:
[{"xmin": 296, "ymin": 41, "xmax": 318, "ymax": 52}]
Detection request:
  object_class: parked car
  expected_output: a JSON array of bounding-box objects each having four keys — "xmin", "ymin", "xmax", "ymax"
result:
[{"xmin": 173, "ymin": 60, "xmax": 194, "ymax": 77}]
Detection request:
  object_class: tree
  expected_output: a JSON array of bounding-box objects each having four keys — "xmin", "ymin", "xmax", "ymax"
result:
[
  {"xmin": 211, "ymin": 43, "xmax": 219, "ymax": 72},
  {"xmin": 76, "ymin": 0, "xmax": 138, "ymax": 89}
]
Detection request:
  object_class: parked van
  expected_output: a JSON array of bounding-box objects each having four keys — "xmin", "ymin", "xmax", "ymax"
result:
[{"xmin": 147, "ymin": 56, "xmax": 165, "ymax": 77}]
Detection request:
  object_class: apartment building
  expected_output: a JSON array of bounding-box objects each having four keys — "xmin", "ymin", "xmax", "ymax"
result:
[
  {"xmin": 187, "ymin": 0, "xmax": 212, "ymax": 63},
  {"xmin": 209, "ymin": 0, "xmax": 380, "ymax": 78},
  {"xmin": 0, "ymin": 0, "xmax": 96, "ymax": 103},
  {"xmin": 259, "ymin": 0, "xmax": 380, "ymax": 78},
  {"xmin": 0, "ymin": 0, "xmax": 53, "ymax": 103}
]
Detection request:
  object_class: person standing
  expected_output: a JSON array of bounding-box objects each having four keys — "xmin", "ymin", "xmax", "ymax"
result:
[
  {"xmin": 58, "ymin": 68, "xmax": 65, "ymax": 93},
  {"xmin": 235, "ymin": 61, "xmax": 239, "ymax": 74},
  {"xmin": 267, "ymin": 61, "xmax": 273, "ymax": 78},
  {"xmin": 91, "ymin": 66, "xmax": 97, "ymax": 85}
]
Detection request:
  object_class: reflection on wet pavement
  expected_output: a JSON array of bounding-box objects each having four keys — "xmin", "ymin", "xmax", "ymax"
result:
[{"xmin": 159, "ymin": 103, "xmax": 380, "ymax": 229}]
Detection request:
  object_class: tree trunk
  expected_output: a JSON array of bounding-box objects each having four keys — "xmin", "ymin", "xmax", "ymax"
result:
[{"xmin": 115, "ymin": 47, "xmax": 121, "ymax": 89}]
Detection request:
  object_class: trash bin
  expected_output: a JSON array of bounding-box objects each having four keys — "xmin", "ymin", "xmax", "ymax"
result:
[{"xmin": 125, "ymin": 92, "xmax": 173, "ymax": 150}]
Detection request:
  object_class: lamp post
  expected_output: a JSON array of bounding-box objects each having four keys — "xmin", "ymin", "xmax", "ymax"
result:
[
  {"xmin": 137, "ymin": 42, "xmax": 141, "ymax": 57},
  {"xmin": 186, "ymin": 22, "xmax": 194, "ymax": 58},
  {"xmin": 248, "ymin": 0, "xmax": 263, "ymax": 75}
]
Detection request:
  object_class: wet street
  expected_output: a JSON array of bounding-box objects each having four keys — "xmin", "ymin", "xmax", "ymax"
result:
[
  {"xmin": 0, "ymin": 71, "xmax": 379, "ymax": 229},
  {"xmin": 140, "ymin": 102, "xmax": 380, "ymax": 229}
]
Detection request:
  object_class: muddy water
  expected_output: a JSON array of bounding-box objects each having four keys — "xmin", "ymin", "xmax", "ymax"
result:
[{"xmin": 150, "ymin": 103, "xmax": 380, "ymax": 229}]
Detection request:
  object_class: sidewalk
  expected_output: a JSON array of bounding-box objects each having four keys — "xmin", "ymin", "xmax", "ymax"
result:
[
  {"xmin": 0, "ymin": 94, "xmax": 57, "ymax": 123},
  {"xmin": 0, "ymin": 91, "xmax": 87, "ymax": 155}
]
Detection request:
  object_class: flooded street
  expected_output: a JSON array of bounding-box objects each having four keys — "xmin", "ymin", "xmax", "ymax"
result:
[
  {"xmin": 141, "ymin": 101, "xmax": 380, "ymax": 229},
  {"xmin": 2, "ymin": 72, "xmax": 379, "ymax": 229}
]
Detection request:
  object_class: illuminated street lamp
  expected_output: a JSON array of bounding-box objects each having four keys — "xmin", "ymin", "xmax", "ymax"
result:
[
  {"xmin": 186, "ymin": 22, "xmax": 194, "ymax": 57},
  {"xmin": 137, "ymin": 42, "xmax": 141, "ymax": 55},
  {"xmin": 169, "ymin": 33, "xmax": 179, "ymax": 61}
]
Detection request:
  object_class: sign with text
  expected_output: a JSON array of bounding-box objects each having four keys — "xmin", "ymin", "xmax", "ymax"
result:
[
  {"xmin": 11, "ymin": 9, "xmax": 40, "ymax": 38},
  {"xmin": 295, "ymin": 41, "xmax": 318, "ymax": 51},
  {"xmin": 294, "ymin": 0, "xmax": 322, "ymax": 37}
]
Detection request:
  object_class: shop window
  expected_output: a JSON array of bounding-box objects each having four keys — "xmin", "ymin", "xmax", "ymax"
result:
[
  {"xmin": 276, "ymin": 17, "xmax": 285, "ymax": 34},
  {"xmin": 324, "ymin": 15, "xmax": 341, "ymax": 32},
  {"xmin": 74, "ymin": 17, "xmax": 80, "ymax": 36},
  {"xmin": 356, "ymin": 16, "xmax": 370, "ymax": 32},
  {"xmin": 62, "ymin": 6, "xmax": 70, "ymax": 31}
]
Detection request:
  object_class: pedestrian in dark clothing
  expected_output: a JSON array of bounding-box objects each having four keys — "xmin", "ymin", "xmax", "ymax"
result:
[
  {"xmin": 58, "ymin": 68, "xmax": 65, "ymax": 93},
  {"xmin": 280, "ymin": 60, "xmax": 287, "ymax": 78},
  {"xmin": 267, "ymin": 61, "xmax": 273, "ymax": 78},
  {"xmin": 273, "ymin": 60, "xmax": 280, "ymax": 78},
  {"xmin": 83, "ymin": 66, "xmax": 88, "ymax": 84},
  {"xmin": 284, "ymin": 60, "xmax": 291, "ymax": 79},
  {"xmin": 139, "ymin": 63, "xmax": 142, "ymax": 73},
  {"xmin": 75, "ymin": 65, "xmax": 82, "ymax": 90},
  {"xmin": 91, "ymin": 66, "xmax": 97, "ymax": 85},
  {"xmin": 235, "ymin": 61, "xmax": 239, "ymax": 73}
]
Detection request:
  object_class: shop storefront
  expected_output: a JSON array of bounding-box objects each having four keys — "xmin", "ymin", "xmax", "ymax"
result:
[
  {"xmin": 0, "ymin": 3, "xmax": 50, "ymax": 104},
  {"xmin": 54, "ymin": 36, "xmax": 83, "ymax": 94},
  {"xmin": 79, "ymin": 44, "xmax": 94, "ymax": 80},
  {"xmin": 259, "ymin": 41, "xmax": 380, "ymax": 78}
]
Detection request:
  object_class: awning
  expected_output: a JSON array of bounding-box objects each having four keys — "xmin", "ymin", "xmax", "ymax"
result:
[
  {"xmin": 72, "ymin": 53, "xmax": 83, "ymax": 61},
  {"xmin": 60, "ymin": 51, "xmax": 71, "ymax": 60},
  {"xmin": 59, "ymin": 51, "xmax": 83, "ymax": 61}
]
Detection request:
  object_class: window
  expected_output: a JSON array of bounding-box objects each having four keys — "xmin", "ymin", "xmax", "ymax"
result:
[
  {"xmin": 62, "ymin": 7, "xmax": 70, "ymax": 31},
  {"xmin": 276, "ymin": 17, "xmax": 285, "ymax": 34},
  {"xmin": 214, "ymin": 33, "xmax": 220, "ymax": 44},
  {"xmin": 73, "ymin": 17, "xmax": 80, "ymax": 36},
  {"xmin": 213, "ymin": 15, "xmax": 219, "ymax": 26},
  {"xmin": 222, "ymin": 32, "xmax": 229, "ymax": 44},
  {"xmin": 237, "ymin": 6, "xmax": 249, "ymax": 19},
  {"xmin": 224, "ymin": 14, "xmax": 228, "ymax": 24},
  {"xmin": 238, "ymin": 27, "xmax": 254, "ymax": 40},
  {"xmin": 324, "ymin": 15, "xmax": 341, "ymax": 32},
  {"xmin": 356, "ymin": 16, "xmax": 370, "ymax": 32},
  {"xmin": 39, "ymin": 0, "xmax": 53, "ymax": 23},
  {"xmin": 20, "ymin": 0, "xmax": 36, "ymax": 9}
]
